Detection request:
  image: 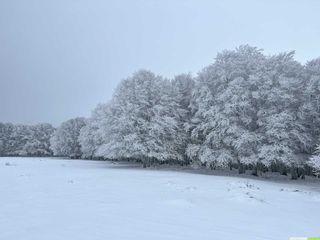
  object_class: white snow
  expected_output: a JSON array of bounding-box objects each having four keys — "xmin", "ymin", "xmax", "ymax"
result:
[{"xmin": 0, "ymin": 157, "xmax": 319, "ymax": 240}]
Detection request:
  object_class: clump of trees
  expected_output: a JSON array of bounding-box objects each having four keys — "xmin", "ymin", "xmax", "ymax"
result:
[
  {"xmin": 78, "ymin": 46, "xmax": 320, "ymax": 178},
  {"xmin": 0, "ymin": 123, "xmax": 54, "ymax": 156},
  {"xmin": 1, "ymin": 45, "xmax": 320, "ymax": 178}
]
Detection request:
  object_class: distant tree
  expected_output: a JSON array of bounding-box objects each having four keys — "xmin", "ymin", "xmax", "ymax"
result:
[
  {"xmin": 50, "ymin": 118, "xmax": 86, "ymax": 158},
  {"xmin": 23, "ymin": 123, "xmax": 55, "ymax": 156},
  {"xmin": 1, "ymin": 123, "xmax": 23, "ymax": 156},
  {"xmin": 0, "ymin": 122, "xmax": 54, "ymax": 156},
  {"xmin": 0, "ymin": 123, "xmax": 13, "ymax": 155},
  {"xmin": 79, "ymin": 103, "xmax": 110, "ymax": 159}
]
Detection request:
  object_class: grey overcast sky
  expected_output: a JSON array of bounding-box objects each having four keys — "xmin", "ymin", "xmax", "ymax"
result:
[{"xmin": 0, "ymin": 0, "xmax": 319, "ymax": 126}]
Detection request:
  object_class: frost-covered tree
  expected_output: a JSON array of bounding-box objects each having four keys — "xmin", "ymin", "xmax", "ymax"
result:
[
  {"xmin": 0, "ymin": 123, "xmax": 14, "ymax": 156},
  {"xmin": 301, "ymin": 58, "xmax": 320, "ymax": 150},
  {"xmin": 79, "ymin": 103, "xmax": 111, "ymax": 159},
  {"xmin": 0, "ymin": 123, "xmax": 30, "ymax": 156},
  {"xmin": 309, "ymin": 156, "xmax": 320, "ymax": 177},
  {"xmin": 95, "ymin": 70, "xmax": 158, "ymax": 161},
  {"xmin": 189, "ymin": 46, "xmax": 265, "ymax": 171},
  {"xmin": 0, "ymin": 122, "xmax": 54, "ymax": 156},
  {"xmin": 186, "ymin": 85, "xmax": 216, "ymax": 168},
  {"xmin": 0, "ymin": 124, "xmax": 4, "ymax": 155},
  {"xmin": 50, "ymin": 118, "xmax": 86, "ymax": 158},
  {"xmin": 7, "ymin": 124, "xmax": 31, "ymax": 155},
  {"xmin": 148, "ymin": 79, "xmax": 185, "ymax": 163},
  {"xmin": 308, "ymin": 145, "xmax": 320, "ymax": 177},
  {"xmin": 95, "ymin": 70, "xmax": 185, "ymax": 165},
  {"xmin": 257, "ymin": 52, "xmax": 311, "ymax": 177},
  {"xmin": 187, "ymin": 46, "xmax": 312, "ymax": 176},
  {"xmin": 23, "ymin": 123, "xmax": 55, "ymax": 156},
  {"xmin": 171, "ymin": 74, "xmax": 195, "ymax": 163}
]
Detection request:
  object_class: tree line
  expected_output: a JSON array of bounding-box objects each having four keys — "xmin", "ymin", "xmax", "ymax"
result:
[{"xmin": 1, "ymin": 46, "xmax": 320, "ymax": 178}]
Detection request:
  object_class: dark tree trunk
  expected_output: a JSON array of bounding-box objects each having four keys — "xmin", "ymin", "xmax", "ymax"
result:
[
  {"xmin": 290, "ymin": 167, "xmax": 298, "ymax": 180},
  {"xmin": 238, "ymin": 163, "xmax": 245, "ymax": 174}
]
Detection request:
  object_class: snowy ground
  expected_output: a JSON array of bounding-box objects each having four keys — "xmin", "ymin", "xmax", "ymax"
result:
[{"xmin": 1, "ymin": 157, "xmax": 319, "ymax": 240}]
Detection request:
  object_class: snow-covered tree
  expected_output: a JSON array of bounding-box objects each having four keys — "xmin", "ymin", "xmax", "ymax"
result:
[
  {"xmin": 95, "ymin": 70, "xmax": 186, "ymax": 165},
  {"xmin": 79, "ymin": 103, "xmax": 111, "ymax": 159},
  {"xmin": 0, "ymin": 122, "xmax": 54, "ymax": 156},
  {"xmin": 308, "ymin": 145, "xmax": 320, "ymax": 177},
  {"xmin": 23, "ymin": 123, "xmax": 55, "ymax": 156},
  {"xmin": 186, "ymin": 85, "xmax": 216, "ymax": 167},
  {"xmin": 148, "ymin": 79, "xmax": 185, "ymax": 163},
  {"xmin": 0, "ymin": 123, "xmax": 28, "ymax": 156},
  {"xmin": 189, "ymin": 46, "xmax": 265, "ymax": 171},
  {"xmin": 50, "ymin": 118, "xmax": 86, "ymax": 158},
  {"xmin": 256, "ymin": 52, "xmax": 311, "ymax": 175},
  {"xmin": 301, "ymin": 58, "xmax": 320, "ymax": 150},
  {"xmin": 171, "ymin": 74, "xmax": 195, "ymax": 163},
  {"xmin": 95, "ymin": 70, "xmax": 159, "ymax": 161},
  {"xmin": 309, "ymin": 156, "xmax": 320, "ymax": 177},
  {"xmin": 187, "ymin": 46, "xmax": 312, "ymax": 175},
  {"xmin": 0, "ymin": 123, "xmax": 13, "ymax": 156}
]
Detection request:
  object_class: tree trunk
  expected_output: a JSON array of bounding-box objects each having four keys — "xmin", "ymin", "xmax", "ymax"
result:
[
  {"xmin": 238, "ymin": 163, "xmax": 245, "ymax": 174},
  {"xmin": 252, "ymin": 165, "xmax": 258, "ymax": 176},
  {"xmin": 290, "ymin": 167, "xmax": 298, "ymax": 180}
]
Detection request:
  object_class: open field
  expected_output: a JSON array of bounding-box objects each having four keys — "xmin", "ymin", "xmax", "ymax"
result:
[{"xmin": 1, "ymin": 157, "xmax": 319, "ymax": 240}]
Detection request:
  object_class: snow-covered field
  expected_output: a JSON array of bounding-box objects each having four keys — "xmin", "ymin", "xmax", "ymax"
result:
[{"xmin": 1, "ymin": 157, "xmax": 319, "ymax": 240}]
